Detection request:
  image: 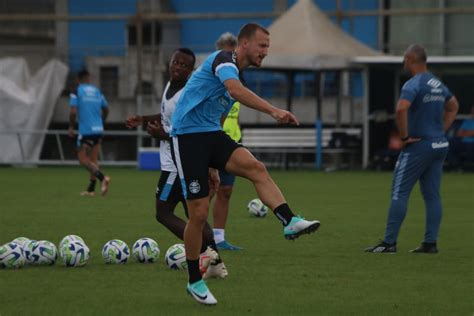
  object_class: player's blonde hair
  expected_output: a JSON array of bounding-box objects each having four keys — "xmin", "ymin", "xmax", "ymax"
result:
[{"xmin": 237, "ymin": 23, "xmax": 269, "ymax": 43}]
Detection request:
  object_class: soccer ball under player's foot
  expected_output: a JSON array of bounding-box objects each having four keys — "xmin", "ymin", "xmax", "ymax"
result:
[
  {"xmin": 283, "ymin": 216, "xmax": 320, "ymax": 240},
  {"xmin": 203, "ymin": 262, "xmax": 228, "ymax": 279},
  {"xmin": 199, "ymin": 247, "xmax": 218, "ymax": 274},
  {"xmin": 186, "ymin": 279, "xmax": 217, "ymax": 305},
  {"xmin": 365, "ymin": 241, "xmax": 397, "ymax": 253},
  {"xmin": 101, "ymin": 176, "xmax": 111, "ymax": 196}
]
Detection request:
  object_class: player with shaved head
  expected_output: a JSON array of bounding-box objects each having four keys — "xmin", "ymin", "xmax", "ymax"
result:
[{"xmin": 366, "ymin": 44, "xmax": 459, "ymax": 254}]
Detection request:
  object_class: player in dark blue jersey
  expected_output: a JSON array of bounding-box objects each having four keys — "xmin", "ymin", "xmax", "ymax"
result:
[
  {"xmin": 170, "ymin": 23, "xmax": 320, "ymax": 305},
  {"xmin": 366, "ymin": 44, "xmax": 459, "ymax": 254},
  {"xmin": 69, "ymin": 70, "xmax": 111, "ymax": 196}
]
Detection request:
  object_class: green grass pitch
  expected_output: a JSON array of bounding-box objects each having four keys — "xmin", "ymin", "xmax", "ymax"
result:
[{"xmin": 0, "ymin": 167, "xmax": 472, "ymax": 315}]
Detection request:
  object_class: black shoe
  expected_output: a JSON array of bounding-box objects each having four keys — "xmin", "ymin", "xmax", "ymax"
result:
[
  {"xmin": 365, "ymin": 241, "xmax": 397, "ymax": 253},
  {"xmin": 410, "ymin": 242, "xmax": 438, "ymax": 253}
]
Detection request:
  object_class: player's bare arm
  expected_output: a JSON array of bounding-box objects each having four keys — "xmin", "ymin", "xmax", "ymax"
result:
[
  {"xmin": 101, "ymin": 107, "xmax": 109, "ymax": 123},
  {"xmin": 457, "ymin": 129, "xmax": 474, "ymax": 137},
  {"xmin": 146, "ymin": 120, "xmax": 170, "ymax": 140},
  {"xmin": 68, "ymin": 107, "xmax": 77, "ymax": 137},
  {"xmin": 126, "ymin": 114, "xmax": 161, "ymax": 129},
  {"xmin": 125, "ymin": 115, "xmax": 143, "ymax": 128},
  {"xmin": 220, "ymin": 114, "xmax": 227, "ymax": 127},
  {"xmin": 224, "ymin": 79, "xmax": 299, "ymax": 125},
  {"xmin": 396, "ymin": 98, "xmax": 420, "ymax": 145},
  {"xmin": 443, "ymin": 96, "xmax": 459, "ymax": 132}
]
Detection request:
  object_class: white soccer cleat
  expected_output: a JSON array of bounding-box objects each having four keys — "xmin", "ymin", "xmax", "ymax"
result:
[
  {"xmin": 80, "ymin": 191, "xmax": 95, "ymax": 196},
  {"xmin": 199, "ymin": 247, "xmax": 218, "ymax": 274},
  {"xmin": 284, "ymin": 216, "xmax": 320, "ymax": 240},
  {"xmin": 203, "ymin": 262, "xmax": 228, "ymax": 279},
  {"xmin": 101, "ymin": 176, "xmax": 111, "ymax": 196},
  {"xmin": 186, "ymin": 279, "xmax": 217, "ymax": 305}
]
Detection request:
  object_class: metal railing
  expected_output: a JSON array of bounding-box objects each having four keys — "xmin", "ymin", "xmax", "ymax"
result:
[{"xmin": 0, "ymin": 129, "xmax": 150, "ymax": 166}]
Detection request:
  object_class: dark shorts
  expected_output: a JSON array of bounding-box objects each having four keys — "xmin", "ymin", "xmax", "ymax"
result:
[
  {"xmin": 219, "ymin": 169, "xmax": 236, "ymax": 186},
  {"xmin": 77, "ymin": 134, "xmax": 102, "ymax": 148},
  {"xmin": 155, "ymin": 171, "xmax": 185, "ymax": 204},
  {"xmin": 171, "ymin": 131, "xmax": 242, "ymax": 199}
]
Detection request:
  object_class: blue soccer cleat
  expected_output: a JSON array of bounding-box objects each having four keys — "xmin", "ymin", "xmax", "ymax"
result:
[
  {"xmin": 186, "ymin": 279, "xmax": 217, "ymax": 305},
  {"xmin": 283, "ymin": 216, "xmax": 320, "ymax": 240},
  {"xmin": 216, "ymin": 240, "xmax": 243, "ymax": 251}
]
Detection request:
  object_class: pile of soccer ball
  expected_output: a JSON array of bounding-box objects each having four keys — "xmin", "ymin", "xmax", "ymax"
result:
[
  {"xmin": 0, "ymin": 235, "xmax": 90, "ymax": 269},
  {"xmin": 0, "ymin": 235, "xmax": 186, "ymax": 270},
  {"xmin": 1, "ymin": 199, "xmax": 266, "ymax": 270},
  {"xmin": 101, "ymin": 238, "xmax": 186, "ymax": 269}
]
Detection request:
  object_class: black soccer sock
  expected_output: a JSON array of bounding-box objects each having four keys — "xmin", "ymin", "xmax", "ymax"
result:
[
  {"xmin": 201, "ymin": 222, "xmax": 221, "ymax": 262},
  {"xmin": 273, "ymin": 203, "xmax": 295, "ymax": 226},
  {"xmin": 187, "ymin": 259, "xmax": 202, "ymax": 284},
  {"xmin": 207, "ymin": 240, "xmax": 222, "ymax": 265},
  {"xmin": 94, "ymin": 170, "xmax": 105, "ymax": 182},
  {"xmin": 87, "ymin": 179, "xmax": 97, "ymax": 192}
]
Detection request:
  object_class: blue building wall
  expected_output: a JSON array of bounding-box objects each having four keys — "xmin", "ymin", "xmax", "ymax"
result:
[
  {"xmin": 170, "ymin": 0, "xmax": 274, "ymax": 52},
  {"xmin": 68, "ymin": 0, "xmax": 378, "ymax": 96},
  {"xmin": 168, "ymin": 0, "xmax": 378, "ymax": 98},
  {"xmin": 68, "ymin": 0, "xmax": 136, "ymax": 71},
  {"xmin": 173, "ymin": 0, "xmax": 379, "ymax": 52}
]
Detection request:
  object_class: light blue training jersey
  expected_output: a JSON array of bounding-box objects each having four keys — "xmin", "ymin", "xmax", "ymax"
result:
[
  {"xmin": 69, "ymin": 83, "xmax": 108, "ymax": 135},
  {"xmin": 171, "ymin": 50, "xmax": 240, "ymax": 136},
  {"xmin": 399, "ymin": 72, "xmax": 453, "ymax": 140}
]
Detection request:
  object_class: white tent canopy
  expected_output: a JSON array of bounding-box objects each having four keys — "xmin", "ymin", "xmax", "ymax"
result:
[
  {"xmin": 0, "ymin": 58, "xmax": 68, "ymax": 163},
  {"xmin": 263, "ymin": 0, "xmax": 381, "ymax": 70}
]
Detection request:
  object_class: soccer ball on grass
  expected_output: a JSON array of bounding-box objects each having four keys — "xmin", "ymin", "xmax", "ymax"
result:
[
  {"xmin": 165, "ymin": 244, "xmax": 187, "ymax": 270},
  {"xmin": 132, "ymin": 237, "xmax": 160, "ymax": 263},
  {"xmin": 247, "ymin": 198, "xmax": 269, "ymax": 217},
  {"xmin": 102, "ymin": 239, "xmax": 130, "ymax": 264},
  {"xmin": 0, "ymin": 242, "xmax": 26, "ymax": 269},
  {"xmin": 59, "ymin": 236, "xmax": 90, "ymax": 267}
]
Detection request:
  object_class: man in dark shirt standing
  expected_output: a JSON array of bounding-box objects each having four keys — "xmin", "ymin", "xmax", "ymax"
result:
[{"xmin": 366, "ymin": 44, "xmax": 459, "ymax": 254}]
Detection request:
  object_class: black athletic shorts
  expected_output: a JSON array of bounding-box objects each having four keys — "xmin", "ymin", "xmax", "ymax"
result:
[
  {"xmin": 155, "ymin": 170, "xmax": 185, "ymax": 204},
  {"xmin": 77, "ymin": 134, "xmax": 102, "ymax": 148},
  {"xmin": 171, "ymin": 131, "xmax": 242, "ymax": 200}
]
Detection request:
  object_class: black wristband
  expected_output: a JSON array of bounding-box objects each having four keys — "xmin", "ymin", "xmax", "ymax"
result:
[{"xmin": 401, "ymin": 136, "xmax": 409, "ymax": 141}]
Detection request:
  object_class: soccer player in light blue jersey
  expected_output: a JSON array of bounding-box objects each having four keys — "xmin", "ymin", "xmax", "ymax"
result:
[
  {"xmin": 366, "ymin": 44, "xmax": 459, "ymax": 254},
  {"xmin": 69, "ymin": 70, "xmax": 111, "ymax": 196},
  {"xmin": 210, "ymin": 32, "xmax": 243, "ymax": 251},
  {"xmin": 170, "ymin": 23, "xmax": 320, "ymax": 305},
  {"xmin": 126, "ymin": 48, "xmax": 224, "ymax": 278}
]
